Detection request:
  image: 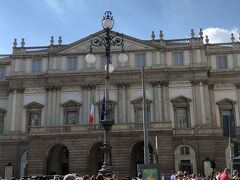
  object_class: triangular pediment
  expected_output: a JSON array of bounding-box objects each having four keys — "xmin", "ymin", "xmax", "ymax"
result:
[
  {"xmin": 216, "ymin": 98, "xmax": 236, "ymax": 105},
  {"xmin": 61, "ymin": 100, "xmax": 81, "ymax": 107},
  {"xmin": 53, "ymin": 30, "xmax": 158, "ymax": 55},
  {"xmin": 24, "ymin": 102, "xmax": 44, "ymax": 109},
  {"xmin": 131, "ymin": 97, "xmax": 152, "ymax": 104}
]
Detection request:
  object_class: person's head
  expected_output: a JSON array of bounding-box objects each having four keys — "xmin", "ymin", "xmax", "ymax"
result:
[
  {"xmin": 54, "ymin": 175, "xmax": 61, "ymax": 180},
  {"xmin": 138, "ymin": 173, "xmax": 142, "ymax": 179},
  {"xmin": 176, "ymin": 171, "xmax": 184, "ymax": 180},
  {"xmin": 63, "ymin": 174, "xmax": 76, "ymax": 180},
  {"xmin": 96, "ymin": 174, "xmax": 104, "ymax": 180},
  {"xmin": 224, "ymin": 168, "xmax": 230, "ymax": 175},
  {"xmin": 83, "ymin": 175, "xmax": 90, "ymax": 180},
  {"xmin": 211, "ymin": 171, "xmax": 216, "ymax": 177},
  {"xmin": 172, "ymin": 171, "xmax": 176, "ymax": 175},
  {"xmin": 218, "ymin": 169, "xmax": 223, "ymax": 174},
  {"xmin": 233, "ymin": 170, "xmax": 238, "ymax": 176}
]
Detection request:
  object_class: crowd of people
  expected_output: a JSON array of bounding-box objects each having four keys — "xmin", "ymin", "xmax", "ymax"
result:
[
  {"xmin": 1, "ymin": 168, "xmax": 240, "ymax": 180},
  {"xmin": 0, "ymin": 172, "xmax": 143, "ymax": 180},
  {"xmin": 171, "ymin": 168, "xmax": 239, "ymax": 180}
]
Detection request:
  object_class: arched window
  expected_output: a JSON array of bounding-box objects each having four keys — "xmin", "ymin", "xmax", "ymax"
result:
[
  {"xmin": 171, "ymin": 96, "xmax": 191, "ymax": 128},
  {"xmin": 61, "ymin": 100, "xmax": 81, "ymax": 125},
  {"xmin": 0, "ymin": 108, "xmax": 6, "ymax": 134},
  {"xmin": 25, "ymin": 102, "xmax": 44, "ymax": 127},
  {"xmin": 132, "ymin": 97, "xmax": 152, "ymax": 122}
]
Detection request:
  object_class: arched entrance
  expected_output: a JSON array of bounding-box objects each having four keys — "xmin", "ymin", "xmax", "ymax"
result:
[
  {"xmin": 88, "ymin": 142, "xmax": 104, "ymax": 175},
  {"xmin": 47, "ymin": 144, "xmax": 69, "ymax": 175},
  {"xmin": 130, "ymin": 141, "xmax": 153, "ymax": 177},
  {"xmin": 174, "ymin": 145, "xmax": 196, "ymax": 173}
]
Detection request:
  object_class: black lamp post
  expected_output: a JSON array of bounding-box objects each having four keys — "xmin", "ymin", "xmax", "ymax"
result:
[{"xmin": 86, "ymin": 11, "xmax": 128, "ymax": 174}]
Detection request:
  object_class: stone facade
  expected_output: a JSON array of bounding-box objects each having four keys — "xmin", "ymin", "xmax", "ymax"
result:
[{"xmin": 0, "ymin": 29, "xmax": 240, "ymax": 178}]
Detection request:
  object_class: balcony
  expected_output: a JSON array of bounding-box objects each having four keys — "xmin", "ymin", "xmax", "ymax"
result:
[{"xmin": 28, "ymin": 121, "xmax": 172, "ymax": 135}]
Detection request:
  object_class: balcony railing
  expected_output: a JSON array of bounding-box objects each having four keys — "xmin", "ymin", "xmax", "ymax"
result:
[{"xmin": 28, "ymin": 121, "xmax": 172, "ymax": 135}]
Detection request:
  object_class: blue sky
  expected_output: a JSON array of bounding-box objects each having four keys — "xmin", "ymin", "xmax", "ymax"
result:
[{"xmin": 0, "ymin": 0, "xmax": 239, "ymax": 54}]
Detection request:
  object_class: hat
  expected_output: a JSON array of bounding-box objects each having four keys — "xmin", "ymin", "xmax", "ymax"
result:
[{"xmin": 176, "ymin": 171, "xmax": 184, "ymax": 177}]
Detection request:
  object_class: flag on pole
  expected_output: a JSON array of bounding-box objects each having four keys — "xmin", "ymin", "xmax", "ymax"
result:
[
  {"xmin": 88, "ymin": 96, "xmax": 95, "ymax": 124},
  {"xmin": 100, "ymin": 94, "xmax": 105, "ymax": 123}
]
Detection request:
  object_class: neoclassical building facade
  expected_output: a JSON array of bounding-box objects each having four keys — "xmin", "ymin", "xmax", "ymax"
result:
[{"xmin": 0, "ymin": 29, "xmax": 240, "ymax": 178}]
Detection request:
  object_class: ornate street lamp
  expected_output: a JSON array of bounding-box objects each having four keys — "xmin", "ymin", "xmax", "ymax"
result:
[{"xmin": 86, "ymin": 11, "xmax": 128, "ymax": 174}]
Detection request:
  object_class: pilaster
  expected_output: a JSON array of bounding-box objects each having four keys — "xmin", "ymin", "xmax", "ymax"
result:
[
  {"xmin": 191, "ymin": 80, "xmax": 202, "ymax": 126},
  {"xmin": 160, "ymin": 80, "xmax": 169, "ymax": 121},
  {"xmin": 46, "ymin": 86, "xmax": 53, "ymax": 126},
  {"xmin": 202, "ymin": 80, "xmax": 211, "ymax": 125},
  {"xmin": 235, "ymin": 83, "xmax": 240, "ymax": 126},
  {"xmin": 208, "ymin": 82, "xmax": 217, "ymax": 126},
  {"xmin": 151, "ymin": 81, "xmax": 158, "ymax": 122}
]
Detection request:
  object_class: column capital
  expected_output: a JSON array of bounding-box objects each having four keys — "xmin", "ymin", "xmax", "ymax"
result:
[
  {"xmin": 235, "ymin": 82, "xmax": 240, "ymax": 89},
  {"xmin": 151, "ymin": 81, "xmax": 159, "ymax": 87},
  {"xmin": 116, "ymin": 82, "xmax": 131, "ymax": 88},
  {"xmin": 201, "ymin": 79, "xmax": 209, "ymax": 86},
  {"xmin": 8, "ymin": 88, "xmax": 15, "ymax": 94},
  {"xmin": 16, "ymin": 87, "xmax": 25, "ymax": 93},
  {"xmin": 190, "ymin": 80, "xmax": 200, "ymax": 86},
  {"xmin": 81, "ymin": 84, "xmax": 96, "ymax": 90},
  {"xmin": 208, "ymin": 82, "xmax": 215, "ymax": 89},
  {"xmin": 159, "ymin": 80, "xmax": 169, "ymax": 87}
]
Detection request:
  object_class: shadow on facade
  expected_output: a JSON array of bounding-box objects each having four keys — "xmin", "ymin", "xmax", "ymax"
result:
[
  {"xmin": 47, "ymin": 144, "xmax": 69, "ymax": 175},
  {"xmin": 88, "ymin": 142, "xmax": 104, "ymax": 175},
  {"xmin": 130, "ymin": 141, "xmax": 153, "ymax": 177}
]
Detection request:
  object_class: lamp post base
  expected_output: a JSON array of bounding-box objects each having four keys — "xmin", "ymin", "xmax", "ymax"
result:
[{"xmin": 99, "ymin": 162, "xmax": 112, "ymax": 175}]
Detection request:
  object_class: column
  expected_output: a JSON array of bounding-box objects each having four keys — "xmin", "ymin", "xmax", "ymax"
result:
[
  {"xmin": 208, "ymin": 82, "xmax": 217, "ymax": 126},
  {"xmin": 11, "ymin": 89, "xmax": 17, "ymax": 131},
  {"xmin": 52, "ymin": 87, "xmax": 57, "ymax": 126},
  {"xmin": 160, "ymin": 80, "xmax": 170, "ymax": 121},
  {"xmin": 151, "ymin": 81, "xmax": 158, "ymax": 122},
  {"xmin": 125, "ymin": 83, "xmax": 131, "ymax": 123},
  {"xmin": 191, "ymin": 80, "xmax": 202, "ymax": 126},
  {"xmin": 6, "ymin": 89, "xmax": 14, "ymax": 132},
  {"xmin": 235, "ymin": 83, "xmax": 240, "ymax": 126},
  {"xmin": 121, "ymin": 83, "xmax": 127, "ymax": 123},
  {"xmin": 157, "ymin": 82, "xmax": 163, "ymax": 122},
  {"xmin": 116, "ymin": 83, "xmax": 123, "ymax": 123},
  {"xmin": 55, "ymin": 86, "xmax": 61, "ymax": 125},
  {"xmin": 82, "ymin": 85, "xmax": 90, "ymax": 124},
  {"xmin": 199, "ymin": 82, "xmax": 206, "ymax": 124},
  {"xmin": 16, "ymin": 88, "xmax": 25, "ymax": 131},
  {"xmin": 202, "ymin": 80, "xmax": 212, "ymax": 125},
  {"xmin": 46, "ymin": 87, "xmax": 53, "ymax": 126}
]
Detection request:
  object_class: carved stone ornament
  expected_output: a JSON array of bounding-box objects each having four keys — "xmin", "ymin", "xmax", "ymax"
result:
[{"xmin": 159, "ymin": 80, "xmax": 169, "ymax": 87}]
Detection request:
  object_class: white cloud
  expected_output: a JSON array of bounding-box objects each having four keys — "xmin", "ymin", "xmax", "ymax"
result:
[
  {"xmin": 203, "ymin": 27, "xmax": 240, "ymax": 43},
  {"xmin": 44, "ymin": 0, "xmax": 65, "ymax": 15}
]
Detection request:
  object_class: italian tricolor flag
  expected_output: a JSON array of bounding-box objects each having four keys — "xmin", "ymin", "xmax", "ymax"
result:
[{"xmin": 88, "ymin": 96, "xmax": 95, "ymax": 124}]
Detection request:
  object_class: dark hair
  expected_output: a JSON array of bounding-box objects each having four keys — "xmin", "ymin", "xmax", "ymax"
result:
[
  {"xmin": 138, "ymin": 173, "xmax": 142, "ymax": 178},
  {"xmin": 96, "ymin": 174, "xmax": 104, "ymax": 180}
]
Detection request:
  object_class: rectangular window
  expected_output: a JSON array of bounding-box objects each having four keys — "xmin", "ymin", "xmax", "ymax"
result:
[
  {"xmin": 66, "ymin": 111, "xmax": 77, "ymax": 125},
  {"xmin": 32, "ymin": 59, "xmax": 41, "ymax": 73},
  {"xmin": 67, "ymin": 57, "xmax": 77, "ymax": 71},
  {"xmin": 136, "ymin": 107, "xmax": 143, "ymax": 122},
  {"xmin": 29, "ymin": 113, "xmax": 41, "ymax": 126},
  {"xmin": 0, "ymin": 67, "xmax": 5, "ymax": 80},
  {"xmin": 100, "ymin": 56, "xmax": 107, "ymax": 70},
  {"xmin": 176, "ymin": 107, "xmax": 188, "ymax": 128},
  {"xmin": 173, "ymin": 52, "xmax": 184, "ymax": 66},
  {"xmin": 135, "ymin": 54, "xmax": 145, "ymax": 67},
  {"xmin": 217, "ymin": 56, "xmax": 228, "ymax": 69}
]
